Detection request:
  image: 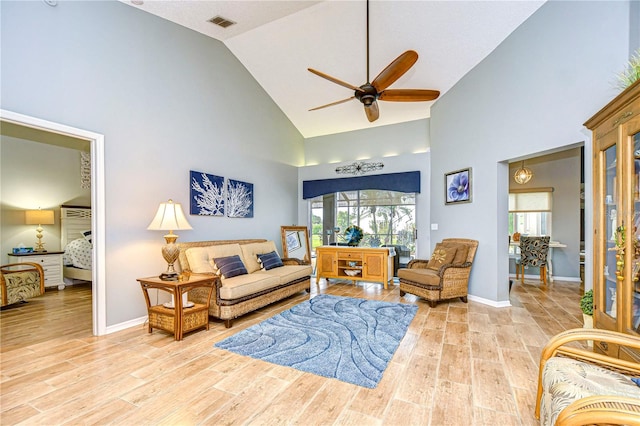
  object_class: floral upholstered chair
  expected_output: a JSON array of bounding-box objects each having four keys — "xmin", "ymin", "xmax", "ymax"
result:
[
  {"xmin": 0, "ymin": 262, "xmax": 45, "ymax": 307},
  {"xmin": 397, "ymin": 238, "xmax": 478, "ymax": 307},
  {"xmin": 535, "ymin": 328, "xmax": 640, "ymax": 425},
  {"xmin": 515, "ymin": 236, "xmax": 550, "ymax": 285}
]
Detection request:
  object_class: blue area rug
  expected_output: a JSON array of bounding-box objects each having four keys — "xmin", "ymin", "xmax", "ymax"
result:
[{"xmin": 214, "ymin": 294, "xmax": 418, "ymax": 388}]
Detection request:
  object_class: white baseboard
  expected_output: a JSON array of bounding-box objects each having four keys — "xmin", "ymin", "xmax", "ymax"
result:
[
  {"xmin": 509, "ymin": 273, "xmax": 581, "ymax": 283},
  {"xmin": 105, "ymin": 315, "xmax": 147, "ymax": 335},
  {"xmin": 468, "ymin": 294, "xmax": 511, "ymax": 308},
  {"xmin": 549, "ymin": 276, "xmax": 582, "ymax": 282}
]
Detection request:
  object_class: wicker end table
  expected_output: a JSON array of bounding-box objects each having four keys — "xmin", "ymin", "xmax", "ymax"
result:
[{"xmin": 137, "ymin": 274, "xmax": 215, "ymax": 341}]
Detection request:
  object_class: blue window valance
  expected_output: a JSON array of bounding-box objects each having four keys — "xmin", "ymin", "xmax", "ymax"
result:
[{"xmin": 303, "ymin": 171, "xmax": 420, "ymax": 199}]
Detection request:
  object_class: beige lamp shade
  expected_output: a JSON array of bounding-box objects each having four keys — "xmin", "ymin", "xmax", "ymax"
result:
[
  {"xmin": 147, "ymin": 200, "xmax": 192, "ymax": 231},
  {"xmin": 25, "ymin": 210, "xmax": 55, "ymax": 225},
  {"xmin": 148, "ymin": 200, "xmax": 192, "ymax": 281}
]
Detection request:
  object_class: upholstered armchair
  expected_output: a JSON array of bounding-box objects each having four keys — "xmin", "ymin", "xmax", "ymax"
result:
[
  {"xmin": 535, "ymin": 328, "xmax": 640, "ymax": 426},
  {"xmin": 515, "ymin": 235, "xmax": 550, "ymax": 285},
  {"xmin": 0, "ymin": 262, "xmax": 45, "ymax": 307},
  {"xmin": 397, "ymin": 238, "xmax": 478, "ymax": 307}
]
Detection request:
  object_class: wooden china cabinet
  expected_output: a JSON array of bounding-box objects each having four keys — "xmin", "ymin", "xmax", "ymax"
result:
[{"xmin": 586, "ymin": 79, "xmax": 640, "ymax": 362}]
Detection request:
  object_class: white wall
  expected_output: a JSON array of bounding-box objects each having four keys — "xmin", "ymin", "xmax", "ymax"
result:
[
  {"xmin": 1, "ymin": 136, "xmax": 91, "ymax": 259},
  {"xmin": 1, "ymin": 1, "xmax": 304, "ymax": 327},
  {"xmin": 429, "ymin": 1, "xmax": 632, "ymax": 303},
  {"xmin": 304, "ymin": 119, "xmax": 430, "ymax": 165}
]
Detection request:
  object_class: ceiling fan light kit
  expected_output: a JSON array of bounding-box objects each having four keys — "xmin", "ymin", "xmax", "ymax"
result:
[{"xmin": 308, "ymin": 0, "xmax": 439, "ymax": 123}]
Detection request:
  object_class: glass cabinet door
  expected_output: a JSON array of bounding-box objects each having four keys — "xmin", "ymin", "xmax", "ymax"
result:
[
  {"xmin": 628, "ymin": 132, "xmax": 640, "ymax": 334},
  {"xmin": 603, "ymin": 143, "xmax": 618, "ymax": 322}
]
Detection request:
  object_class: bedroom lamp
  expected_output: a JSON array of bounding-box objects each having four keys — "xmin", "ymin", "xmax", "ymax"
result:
[
  {"xmin": 514, "ymin": 161, "xmax": 533, "ymax": 184},
  {"xmin": 25, "ymin": 209, "xmax": 55, "ymax": 252},
  {"xmin": 147, "ymin": 199, "xmax": 192, "ymax": 281}
]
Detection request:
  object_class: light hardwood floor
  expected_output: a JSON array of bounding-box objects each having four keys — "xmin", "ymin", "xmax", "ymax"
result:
[{"xmin": 0, "ymin": 277, "xmax": 584, "ymax": 425}]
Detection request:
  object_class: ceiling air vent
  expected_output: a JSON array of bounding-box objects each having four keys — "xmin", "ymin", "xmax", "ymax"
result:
[{"xmin": 208, "ymin": 16, "xmax": 236, "ymax": 29}]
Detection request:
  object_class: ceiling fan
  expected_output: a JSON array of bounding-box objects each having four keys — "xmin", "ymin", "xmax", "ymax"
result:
[{"xmin": 308, "ymin": 0, "xmax": 440, "ymax": 123}]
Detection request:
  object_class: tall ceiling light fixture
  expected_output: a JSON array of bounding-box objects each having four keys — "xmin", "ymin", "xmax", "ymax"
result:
[{"xmin": 514, "ymin": 161, "xmax": 533, "ymax": 184}]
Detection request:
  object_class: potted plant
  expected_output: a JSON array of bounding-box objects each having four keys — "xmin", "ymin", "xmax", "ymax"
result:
[
  {"xmin": 580, "ymin": 289, "xmax": 593, "ymax": 326},
  {"xmin": 615, "ymin": 48, "xmax": 640, "ymax": 90},
  {"xmin": 580, "ymin": 290, "xmax": 593, "ymax": 348},
  {"xmin": 580, "ymin": 289, "xmax": 594, "ymax": 349}
]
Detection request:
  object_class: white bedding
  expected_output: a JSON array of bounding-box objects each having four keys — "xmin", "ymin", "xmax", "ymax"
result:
[{"xmin": 64, "ymin": 238, "xmax": 92, "ymax": 270}]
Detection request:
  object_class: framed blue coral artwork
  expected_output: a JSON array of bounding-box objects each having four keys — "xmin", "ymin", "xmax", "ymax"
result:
[
  {"xmin": 226, "ymin": 179, "xmax": 253, "ymax": 218},
  {"xmin": 190, "ymin": 170, "xmax": 225, "ymax": 216},
  {"xmin": 445, "ymin": 167, "xmax": 471, "ymax": 205}
]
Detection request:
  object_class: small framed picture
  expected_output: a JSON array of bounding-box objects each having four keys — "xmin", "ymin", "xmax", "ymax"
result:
[
  {"xmin": 445, "ymin": 167, "xmax": 472, "ymax": 205},
  {"xmin": 285, "ymin": 231, "xmax": 301, "ymax": 251}
]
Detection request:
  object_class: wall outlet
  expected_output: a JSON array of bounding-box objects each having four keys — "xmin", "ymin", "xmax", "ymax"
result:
[{"xmin": 431, "ymin": 223, "xmax": 438, "ymax": 230}]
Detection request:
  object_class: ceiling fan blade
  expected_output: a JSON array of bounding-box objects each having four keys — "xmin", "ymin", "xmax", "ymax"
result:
[
  {"xmin": 371, "ymin": 50, "xmax": 418, "ymax": 92},
  {"xmin": 364, "ymin": 101, "xmax": 379, "ymax": 122},
  {"xmin": 378, "ymin": 89, "xmax": 440, "ymax": 102},
  {"xmin": 309, "ymin": 97, "xmax": 355, "ymax": 111},
  {"xmin": 308, "ymin": 68, "xmax": 365, "ymax": 93}
]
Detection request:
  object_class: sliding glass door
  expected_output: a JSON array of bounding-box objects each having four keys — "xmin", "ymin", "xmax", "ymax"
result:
[{"xmin": 309, "ymin": 189, "xmax": 416, "ymax": 259}]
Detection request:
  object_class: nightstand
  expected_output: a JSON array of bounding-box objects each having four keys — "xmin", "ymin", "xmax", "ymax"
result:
[
  {"xmin": 136, "ymin": 275, "xmax": 215, "ymax": 341},
  {"xmin": 7, "ymin": 251, "xmax": 65, "ymax": 290}
]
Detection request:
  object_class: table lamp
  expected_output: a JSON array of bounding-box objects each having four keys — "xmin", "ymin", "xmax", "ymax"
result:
[
  {"xmin": 25, "ymin": 209, "xmax": 55, "ymax": 252},
  {"xmin": 147, "ymin": 199, "xmax": 192, "ymax": 281}
]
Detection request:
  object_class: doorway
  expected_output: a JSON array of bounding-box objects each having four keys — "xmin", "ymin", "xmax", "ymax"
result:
[
  {"xmin": 0, "ymin": 109, "xmax": 106, "ymax": 335},
  {"xmin": 505, "ymin": 143, "xmax": 590, "ymax": 283}
]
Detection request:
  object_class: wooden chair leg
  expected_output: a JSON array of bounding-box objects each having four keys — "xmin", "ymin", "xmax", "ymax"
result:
[
  {"xmin": 520, "ymin": 265, "xmax": 525, "ymax": 284},
  {"xmin": 541, "ymin": 265, "xmax": 548, "ymax": 286},
  {"xmin": 515, "ymin": 263, "xmax": 519, "ymax": 279}
]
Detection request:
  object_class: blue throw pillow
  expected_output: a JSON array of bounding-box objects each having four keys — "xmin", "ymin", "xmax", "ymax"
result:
[
  {"xmin": 632, "ymin": 378, "xmax": 640, "ymax": 387},
  {"xmin": 213, "ymin": 255, "xmax": 248, "ymax": 278},
  {"xmin": 257, "ymin": 251, "xmax": 284, "ymax": 270}
]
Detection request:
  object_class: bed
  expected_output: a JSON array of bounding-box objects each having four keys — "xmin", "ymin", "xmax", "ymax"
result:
[{"xmin": 61, "ymin": 205, "xmax": 92, "ymax": 285}]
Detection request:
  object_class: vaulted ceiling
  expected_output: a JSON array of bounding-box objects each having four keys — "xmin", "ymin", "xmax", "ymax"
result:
[{"xmin": 122, "ymin": 0, "xmax": 545, "ymax": 138}]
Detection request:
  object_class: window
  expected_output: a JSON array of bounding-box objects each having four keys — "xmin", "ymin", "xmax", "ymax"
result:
[
  {"xmin": 309, "ymin": 189, "xmax": 416, "ymax": 256},
  {"xmin": 310, "ymin": 197, "xmax": 324, "ymax": 249},
  {"xmin": 509, "ymin": 188, "xmax": 553, "ymax": 253}
]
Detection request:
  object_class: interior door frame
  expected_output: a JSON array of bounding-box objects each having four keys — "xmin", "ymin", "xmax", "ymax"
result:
[{"xmin": 1, "ymin": 109, "xmax": 106, "ymax": 336}]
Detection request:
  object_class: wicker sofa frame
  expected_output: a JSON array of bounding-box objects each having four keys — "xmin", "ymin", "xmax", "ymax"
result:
[
  {"xmin": 177, "ymin": 239, "xmax": 310, "ymax": 328},
  {"xmin": 398, "ymin": 238, "xmax": 478, "ymax": 307},
  {"xmin": 535, "ymin": 328, "xmax": 640, "ymax": 425}
]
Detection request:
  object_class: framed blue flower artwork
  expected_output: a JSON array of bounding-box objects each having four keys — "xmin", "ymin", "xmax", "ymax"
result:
[{"xmin": 445, "ymin": 168, "xmax": 471, "ymax": 205}]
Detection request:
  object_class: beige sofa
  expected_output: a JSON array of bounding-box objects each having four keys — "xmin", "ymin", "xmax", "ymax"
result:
[{"xmin": 177, "ymin": 239, "xmax": 311, "ymax": 328}]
